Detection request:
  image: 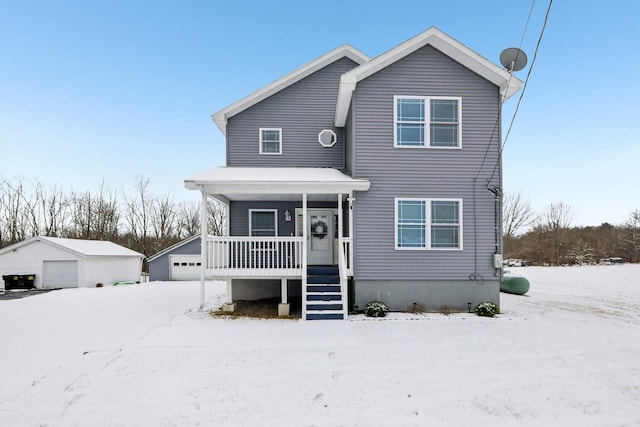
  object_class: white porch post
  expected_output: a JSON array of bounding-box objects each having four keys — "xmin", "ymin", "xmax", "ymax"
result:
[
  {"xmin": 348, "ymin": 192, "xmax": 354, "ymax": 266},
  {"xmin": 199, "ymin": 189, "xmax": 207, "ymax": 310},
  {"xmin": 278, "ymin": 278, "xmax": 290, "ymax": 317},
  {"xmin": 302, "ymin": 193, "xmax": 308, "ymax": 320},
  {"xmin": 302, "ymin": 193, "xmax": 308, "ymax": 269},
  {"xmin": 337, "ymin": 193, "xmax": 343, "ymax": 239},
  {"xmin": 281, "ymin": 279, "xmax": 288, "ymax": 304},
  {"xmin": 226, "ymin": 279, "xmax": 233, "ymax": 304}
]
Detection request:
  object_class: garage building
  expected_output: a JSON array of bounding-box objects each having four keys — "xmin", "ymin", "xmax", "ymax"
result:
[
  {"xmin": 148, "ymin": 235, "xmax": 203, "ymax": 281},
  {"xmin": 0, "ymin": 236, "xmax": 143, "ymax": 290}
]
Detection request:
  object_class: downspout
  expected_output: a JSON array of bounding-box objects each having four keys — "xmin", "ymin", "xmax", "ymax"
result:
[{"xmin": 488, "ymin": 186, "xmax": 503, "ymax": 277}]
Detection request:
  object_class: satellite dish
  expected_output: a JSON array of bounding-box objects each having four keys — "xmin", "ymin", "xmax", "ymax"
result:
[{"xmin": 500, "ymin": 48, "xmax": 528, "ymax": 72}]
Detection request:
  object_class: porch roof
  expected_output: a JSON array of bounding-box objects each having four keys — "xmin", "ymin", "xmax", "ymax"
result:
[{"xmin": 184, "ymin": 167, "xmax": 370, "ymax": 202}]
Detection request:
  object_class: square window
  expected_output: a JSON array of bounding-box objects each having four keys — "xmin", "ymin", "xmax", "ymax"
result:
[
  {"xmin": 250, "ymin": 210, "xmax": 277, "ymax": 236},
  {"xmin": 394, "ymin": 96, "xmax": 461, "ymax": 148},
  {"xmin": 395, "ymin": 198, "xmax": 462, "ymax": 250},
  {"xmin": 259, "ymin": 128, "xmax": 282, "ymax": 154}
]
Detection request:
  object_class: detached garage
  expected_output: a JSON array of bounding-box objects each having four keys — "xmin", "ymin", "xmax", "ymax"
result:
[
  {"xmin": 0, "ymin": 236, "xmax": 143, "ymax": 290},
  {"xmin": 148, "ymin": 235, "xmax": 204, "ymax": 281}
]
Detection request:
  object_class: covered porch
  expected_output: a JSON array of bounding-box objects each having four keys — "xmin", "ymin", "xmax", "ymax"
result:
[{"xmin": 185, "ymin": 167, "xmax": 370, "ymax": 320}]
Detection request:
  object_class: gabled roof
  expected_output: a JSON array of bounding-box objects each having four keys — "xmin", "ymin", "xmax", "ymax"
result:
[
  {"xmin": 334, "ymin": 27, "xmax": 524, "ymax": 126},
  {"xmin": 147, "ymin": 235, "xmax": 202, "ymax": 262},
  {"xmin": 0, "ymin": 236, "xmax": 144, "ymax": 258},
  {"xmin": 211, "ymin": 45, "xmax": 370, "ymax": 135},
  {"xmin": 185, "ymin": 167, "xmax": 370, "ymax": 202}
]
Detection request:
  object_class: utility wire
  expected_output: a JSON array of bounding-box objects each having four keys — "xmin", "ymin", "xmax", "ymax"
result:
[
  {"xmin": 474, "ymin": 0, "xmax": 537, "ymax": 182},
  {"xmin": 488, "ymin": 0, "xmax": 554, "ymax": 184}
]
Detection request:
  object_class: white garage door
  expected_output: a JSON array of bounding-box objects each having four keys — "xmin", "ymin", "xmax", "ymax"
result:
[
  {"xmin": 43, "ymin": 260, "xmax": 78, "ymax": 288},
  {"xmin": 170, "ymin": 255, "xmax": 202, "ymax": 281}
]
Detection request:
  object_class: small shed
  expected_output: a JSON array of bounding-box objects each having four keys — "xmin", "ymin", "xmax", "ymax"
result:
[
  {"xmin": 0, "ymin": 236, "xmax": 143, "ymax": 290},
  {"xmin": 148, "ymin": 235, "xmax": 203, "ymax": 281}
]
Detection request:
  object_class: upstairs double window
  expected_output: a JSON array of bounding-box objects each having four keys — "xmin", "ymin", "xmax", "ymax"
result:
[
  {"xmin": 394, "ymin": 96, "xmax": 461, "ymax": 148},
  {"xmin": 259, "ymin": 128, "xmax": 282, "ymax": 155}
]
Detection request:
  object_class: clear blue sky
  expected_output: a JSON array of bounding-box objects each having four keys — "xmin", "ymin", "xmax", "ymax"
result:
[{"xmin": 1, "ymin": 0, "xmax": 638, "ymax": 227}]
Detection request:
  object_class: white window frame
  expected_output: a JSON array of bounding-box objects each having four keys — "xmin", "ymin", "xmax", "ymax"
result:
[
  {"xmin": 394, "ymin": 198, "xmax": 463, "ymax": 250},
  {"xmin": 249, "ymin": 209, "xmax": 278, "ymax": 236},
  {"xmin": 259, "ymin": 128, "xmax": 282, "ymax": 155},
  {"xmin": 393, "ymin": 96, "xmax": 462, "ymax": 149}
]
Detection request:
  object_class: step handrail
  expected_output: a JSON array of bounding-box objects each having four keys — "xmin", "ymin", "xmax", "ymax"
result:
[{"xmin": 338, "ymin": 243, "xmax": 349, "ymax": 319}]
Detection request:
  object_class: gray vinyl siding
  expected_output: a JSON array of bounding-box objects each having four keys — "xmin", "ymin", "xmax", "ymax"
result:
[
  {"xmin": 230, "ymin": 202, "xmax": 298, "ymax": 237},
  {"xmin": 229, "ymin": 201, "xmax": 347, "ymax": 237},
  {"xmin": 343, "ymin": 106, "xmax": 354, "ymax": 175},
  {"xmin": 226, "ymin": 57, "xmax": 359, "ymax": 167},
  {"xmin": 148, "ymin": 237, "xmax": 201, "ymax": 281},
  {"xmin": 352, "ymin": 45, "xmax": 502, "ymax": 281}
]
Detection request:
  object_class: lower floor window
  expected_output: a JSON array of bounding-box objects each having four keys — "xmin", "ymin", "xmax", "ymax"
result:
[
  {"xmin": 250, "ymin": 210, "xmax": 277, "ymax": 236},
  {"xmin": 395, "ymin": 198, "xmax": 462, "ymax": 249}
]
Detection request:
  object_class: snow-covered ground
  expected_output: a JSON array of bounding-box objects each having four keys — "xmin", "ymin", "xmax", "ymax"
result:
[{"xmin": 1, "ymin": 265, "xmax": 639, "ymax": 427}]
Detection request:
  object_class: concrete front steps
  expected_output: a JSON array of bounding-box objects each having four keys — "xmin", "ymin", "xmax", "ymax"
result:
[{"xmin": 305, "ymin": 265, "xmax": 344, "ymax": 320}]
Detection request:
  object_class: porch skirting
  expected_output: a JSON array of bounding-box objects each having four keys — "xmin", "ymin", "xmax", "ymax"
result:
[{"xmin": 353, "ymin": 279, "xmax": 500, "ymax": 312}]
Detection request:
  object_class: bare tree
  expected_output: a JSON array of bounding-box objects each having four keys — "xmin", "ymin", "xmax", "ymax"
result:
[
  {"xmin": 0, "ymin": 178, "xmax": 29, "ymax": 245},
  {"xmin": 39, "ymin": 182, "xmax": 71, "ymax": 237},
  {"xmin": 539, "ymin": 202, "xmax": 577, "ymax": 265},
  {"xmin": 502, "ymin": 191, "xmax": 536, "ymax": 238},
  {"xmin": 69, "ymin": 186, "xmax": 119, "ymax": 240},
  {"xmin": 92, "ymin": 182, "xmax": 120, "ymax": 240},
  {"xmin": 207, "ymin": 199, "xmax": 227, "ymax": 236},
  {"xmin": 150, "ymin": 193, "xmax": 178, "ymax": 253},
  {"xmin": 623, "ymin": 209, "xmax": 640, "ymax": 263},
  {"xmin": 123, "ymin": 176, "xmax": 153, "ymax": 256},
  {"xmin": 177, "ymin": 200, "xmax": 201, "ymax": 238},
  {"xmin": 567, "ymin": 240, "xmax": 594, "ymax": 265}
]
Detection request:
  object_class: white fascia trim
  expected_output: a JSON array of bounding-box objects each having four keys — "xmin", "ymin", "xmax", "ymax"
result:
[
  {"xmin": 212, "ymin": 45, "xmax": 370, "ymax": 135},
  {"xmin": 335, "ymin": 27, "xmax": 523, "ymax": 127},
  {"xmin": 187, "ymin": 181, "xmax": 371, "ymax": 195}
]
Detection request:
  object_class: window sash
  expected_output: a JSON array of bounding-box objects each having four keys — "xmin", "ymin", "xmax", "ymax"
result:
[
  {"xmin": 397, "ymin": 200, "xmax": 426, "ymax": 248},
  {"xmin": 250, "ymin": 210, "xmax": 277, "ymax": 237},
  {"xmin": 395, "ymin": 199, "xmax": 461, "ymax": 250},
  {"xmin": 259, "ymin": 128, "xmax": 282, "ymax": 154},
  {"xmin": 394, "ymin": 96, "xmax": 461, "ymax": 148}
]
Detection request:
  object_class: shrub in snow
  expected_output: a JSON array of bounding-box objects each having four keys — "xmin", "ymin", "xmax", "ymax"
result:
[
  {"xmin": 474, "ymin": 302, "xmax": 499, "ymax": 317},
  {"xmin": 439, "ymin": 305, "xmax": 453, "ymax": 316},
  {"xmin": 363, "ymin": 301, "xmax": 389, "ymax": 317}
]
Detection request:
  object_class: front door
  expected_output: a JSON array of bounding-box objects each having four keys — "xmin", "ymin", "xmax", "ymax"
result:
[{"xmin": 307, "ymin": 210, "xmax": 333, "ymax": 265}]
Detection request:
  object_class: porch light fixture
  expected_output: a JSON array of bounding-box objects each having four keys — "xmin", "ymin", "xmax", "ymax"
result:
[{"xmin": 284, "ymin": 210, "xmax": 292, "ymax": 222}]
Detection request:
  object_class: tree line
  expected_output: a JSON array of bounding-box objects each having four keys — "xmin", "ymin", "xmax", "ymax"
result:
[
  {"xmin": 2, "ymin": 177, "xmax": 638, "ymax": 267},
  {"xmin": 503, "ymin": 193, "xmax": 640, "ymax": 265},
  {"xmin": 0, "ymin": 176, "xmax": 226, "ymax": 263}
]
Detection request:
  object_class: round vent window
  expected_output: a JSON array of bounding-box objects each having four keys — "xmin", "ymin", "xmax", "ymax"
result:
[{"xmin": 318, "ymin": 129, "xmax": 337, "ymax": 147}]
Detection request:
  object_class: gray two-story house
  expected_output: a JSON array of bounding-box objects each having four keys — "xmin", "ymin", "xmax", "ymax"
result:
[{"xmin": 185, "ymin": 27, "xmax": 522, "ymax": 320}]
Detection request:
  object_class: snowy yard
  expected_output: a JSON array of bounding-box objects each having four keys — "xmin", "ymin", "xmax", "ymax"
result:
[{"xmin": 1, "ymin": 265, "xmax": 639, "ymax": 427}]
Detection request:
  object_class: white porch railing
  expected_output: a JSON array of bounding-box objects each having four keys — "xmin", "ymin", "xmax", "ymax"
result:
[
  {"xmin": 205, "ymin": 236, "xmax": 303, "ymax": 277},
  {"xmin": 205, "ymin": 236, "xmax": 353, "ymax": 278},
  {"xmin": 339, "ymin": 237, "xmax": 353, "ymax": 276},
  {"xmin": 337, "ymin": 237, "xmax": 349, "ymax": 319}
]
